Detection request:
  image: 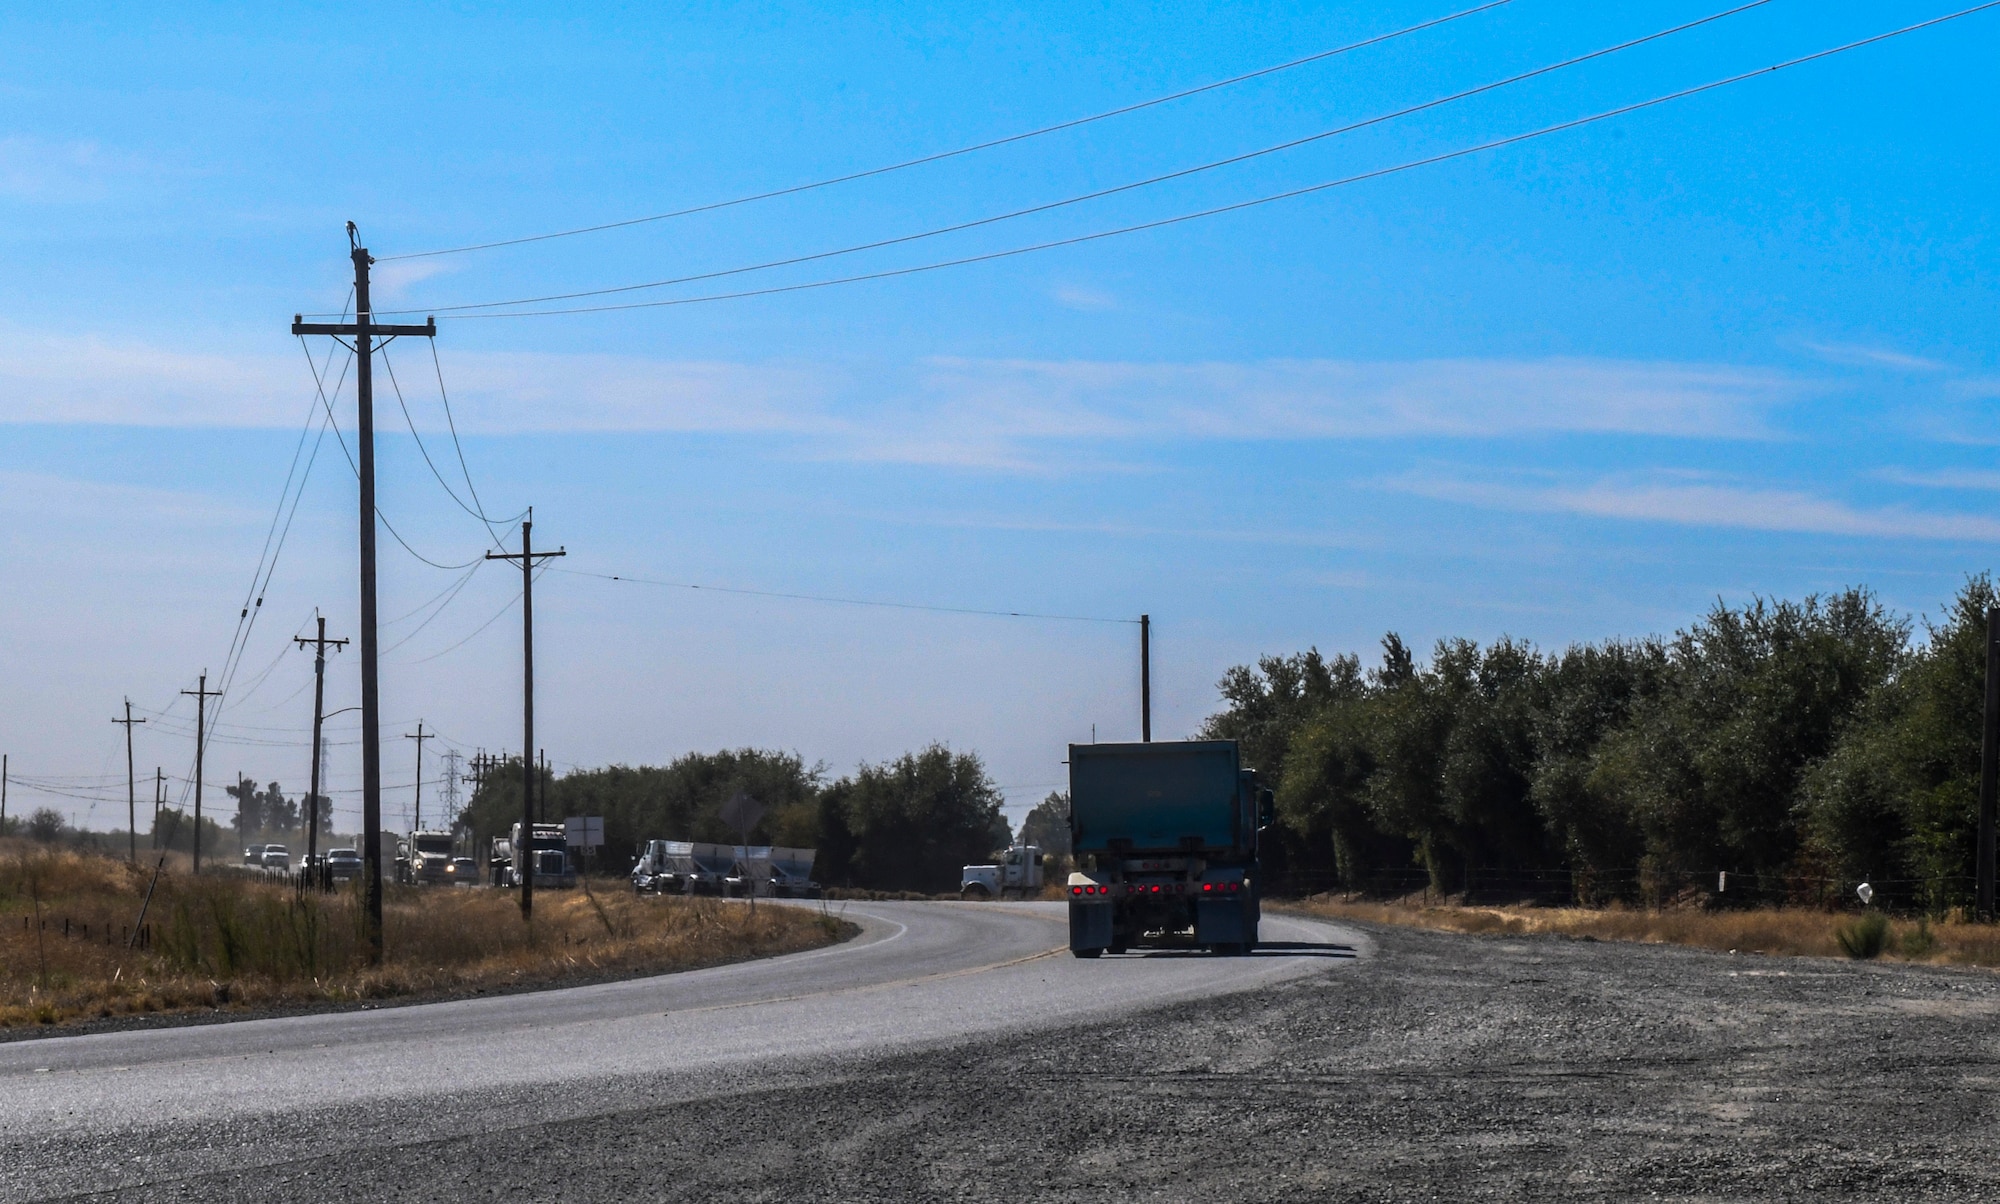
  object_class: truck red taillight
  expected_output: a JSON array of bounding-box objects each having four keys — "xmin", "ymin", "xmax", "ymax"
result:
[{"xmin": 1070, "ymin": 885, "xmax": 1083, "ymax": 896}]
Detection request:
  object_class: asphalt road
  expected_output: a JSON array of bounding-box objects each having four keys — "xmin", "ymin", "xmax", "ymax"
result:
[{"xmin": 0, "ymin": 900, "xmax": 1362, "ymax": 1201}]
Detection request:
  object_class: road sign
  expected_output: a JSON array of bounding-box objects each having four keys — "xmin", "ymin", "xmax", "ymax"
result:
[
  {"xmin": 564, "ymin": 816, "xmax": 604, "ymax": 848},
  {"xmin": 719, "ymin": 790, "xmax": 763, "ymax": 834}
]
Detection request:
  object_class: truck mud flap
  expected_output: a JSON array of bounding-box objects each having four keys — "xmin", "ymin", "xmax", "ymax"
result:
[
  {"xmin": 1196, "ymin": 898, "xmax": 1252, "ymax": 948},
  {"xmin": 1069, "ymin": 901, "xmax": 1113, "ymax": 955}
]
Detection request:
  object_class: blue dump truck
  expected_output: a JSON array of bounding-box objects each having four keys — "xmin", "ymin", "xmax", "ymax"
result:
[{"xmin": 1066, "ymin": 739, "xmax": 1274, "ymax": 958}]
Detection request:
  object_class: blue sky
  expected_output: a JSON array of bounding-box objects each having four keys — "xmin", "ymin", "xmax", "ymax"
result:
[{"xmin": 1, "ymin": 1, "xmax": 1996, "ymax": 835}]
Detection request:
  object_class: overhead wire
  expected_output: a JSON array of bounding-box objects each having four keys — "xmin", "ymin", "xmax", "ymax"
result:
[
  {"xmin": 379, "ymin": 562, "xmax": 487, "ymax": 656},
  {"xmin": 552, "ymin": 566, "xmax": 1138, "ymax": 624},
  {"xmin": 300, "ymin": 339, "xmax": 486, "ymax": 571},
  {"xmin": 379, "ymin": 343, "xmax": 523, "ymax": 540},
  {"xmin": 391, "ymin": 0, "xmax": 1774, "ymax": 318},
  {"xmin": 429, "ymin": 339, "xmax": 519, "ymax": 545},
  {"xmin": 404, "ymin": 561, "xmax": 556, "ymax": 665},
  {"xmin": 209, "ymin": 298, "xmax": 351, "ymax": 732},
  {"xmin": 378, "ymin": 0, "xmax": 1514, "ymax": 262},
  {"xmin": 423, "ymin": 2, "xmax": 2000, "ymax": 321}
]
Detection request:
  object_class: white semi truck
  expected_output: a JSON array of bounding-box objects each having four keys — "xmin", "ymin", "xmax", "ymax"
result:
[{"xmin": 960, "ymin": 844, "xmax": 1043, "ymax": 899}]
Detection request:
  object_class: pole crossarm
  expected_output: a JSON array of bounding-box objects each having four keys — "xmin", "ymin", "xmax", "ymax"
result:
[{"xmin": 292, "ymin": 316, "xmax": 437, "ymax": 338}]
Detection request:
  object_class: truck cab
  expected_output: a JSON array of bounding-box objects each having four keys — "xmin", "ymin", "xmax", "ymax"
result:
[
  {"xmin": 960, "ymin": 844, "xmax": 1043, "ymax": 899},
  {"xmin": 1064, "ymin": 740, "xmax": 1273, "ymax": 957},
  {"xmin": 632, "ymin": 840, "xmax": 693, "ymax": 894},
  {"xmin": 398, "ymin": 830, "xmax": 456, "ymax": 885},
  {"xmin": 492, "ymin": 823, "xmax": 576, "ymax": 889}
]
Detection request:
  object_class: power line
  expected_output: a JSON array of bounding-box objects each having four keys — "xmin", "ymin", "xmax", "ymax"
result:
[
  {"xmin": 553, "ymin": 566, "xmax": 1138, "ymax": 624},
  {"xmin": 429, "ymin": 339, "xmax": 518, "ymax": 545},
  {"xmin": 379, "ymin": 342, "xmax": 524, "ymax": 538},
  {"xmin": 210, "ymin": 317, "xmax": 351, "ymax": 731},
  {"xmin": 380, "ymin": 562, "xmax": 487, "ymax": 656},
  {"xmin": 403, "ymin": 562, "xmax": 556, "ymax": 665},
  {"xmin": 378, "ymin": 0, "xmax": 1513, "ymax": 262},
  {"xmin": 301, "ymin": 336, "xmax": 486, "ymax": 571},
  {"xmin": 392, "ymin": 0, "xmax": 1773, "ymax": 318},
  {"xmin": 426, "ymin": 3, "xmax": 2000, "ymax": 321}
]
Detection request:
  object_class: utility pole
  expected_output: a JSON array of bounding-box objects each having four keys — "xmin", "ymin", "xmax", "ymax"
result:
[
  {"xmin": 293, "ymin": 222, "xmax": 437, "ymax": 962},
  {"xmin": 1140, "ymin": 614, "xmax": 1152, "ymax": 743},
  {"xmin": 180, "ymin": 673, "xmax": 221, "ymax": 873},
  {"xmin": 295, "ymin": 616, "xmax": 348, "ymax": 869},
  {"xmin": 153, "ymin": 767, "xmax": 163, "ymax": 848},
  {"xmin": 1979, "ymin": 607, "xmax": 2000, "ymax": 920},
  {"xmin": 2, "ymin": 752, "xmax": 9, "ymax": 832},
  {"xmin": 405, "ymin": 722, "xmax": 432, "ymax": 831},
  {"xmin": 112, "ymin": 699, "xmax": 146, "ymax": 862},
  {"xmin": 486, "ymin": 514, "xmax": 564, "ymax": 920}
]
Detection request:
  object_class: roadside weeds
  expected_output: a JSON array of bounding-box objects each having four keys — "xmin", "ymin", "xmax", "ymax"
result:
[
  {"xmin": 1291, "ymin": 895, "xmax": 2000, "ymax": 967},
  {"xmin": 0, "ymin": 842, "xmax": 851, "ymax": 1031}
]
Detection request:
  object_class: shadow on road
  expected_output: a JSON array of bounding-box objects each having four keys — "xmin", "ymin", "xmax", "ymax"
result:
[{"xmin": 1113, "ymin": 940, "xmax": 1357, "ymax": 960}]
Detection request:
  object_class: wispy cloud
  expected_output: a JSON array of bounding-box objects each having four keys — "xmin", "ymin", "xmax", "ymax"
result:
[
  {"xmin": 0, "ymin": 136, "xmax": 128, "ymax": 203},
  {"xmin": 906, "ymin": 356, "xmax": 1802, "ymax": 449},
  {"xmin": 1393, "ymin": 470, "xmax": 2000, "ymax": 543},
  {"xmin": 1876, "ymin": 467, "xmax": 2000, "ymax": 492},
  {"xmin": 1802, "ymin": 340, "xmax": 1948, "ymax": 373},
  {"xmin": 371, "ymin": 259, "xmax": 455, "ymax": 301},
  {"xmin": 0, "ymin": 469, "xmax": 259, "ymax": 526},
  {"xmin": 1050, "ymin": 285, "xmax": 1118, "ymax": 312},
  {"xmin": 0, "ymin": 329, "xmax": 1809, "ymax": 468}
]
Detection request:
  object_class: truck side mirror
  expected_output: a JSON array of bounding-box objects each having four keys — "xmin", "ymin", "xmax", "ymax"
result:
[{"xmin": 1257, "ymin": 789, "xmax": 1275, "ymax": 830}]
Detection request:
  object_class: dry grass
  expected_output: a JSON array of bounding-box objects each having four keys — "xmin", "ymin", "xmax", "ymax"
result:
[
  {"xmin": 0, "ymin": 841, "xmax": 847, "ymax": 1030},
  {"xmin": 1294, "ymin": 894, "xmax": 2000, "ymax": 968}
]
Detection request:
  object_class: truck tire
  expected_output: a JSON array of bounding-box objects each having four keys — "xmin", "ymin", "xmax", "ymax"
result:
[{"xmin": 1071, "ymin": 948, "xmax": 1102, "ymax": 959}]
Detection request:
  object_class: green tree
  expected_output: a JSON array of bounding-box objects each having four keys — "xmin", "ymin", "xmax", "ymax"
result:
[
  {"xmin": 1019, "ymin": 791, "xmax": 1071, "ymax": 857},
  {"xmin": 27, "ymin": 807, "xmax": 65, "ymax": 843},
  {"xmin": 1800, "ymin": 577, "xmax": 1994, "ymax": 909},
  {"xmin": 837, "ymin": 744, "xmax": 1009, "ymax": 892},
  {"xmin": 463, "ymin": 749, "xmax": 824, "ymax": 870}
]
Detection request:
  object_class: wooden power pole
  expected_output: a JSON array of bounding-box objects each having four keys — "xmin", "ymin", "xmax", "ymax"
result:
[
  {"xmin": 1140, "ymin": 614, "xmax": 1151, "ymax": 743},
  {"xmin": 405, "ymin": 721, "xmax": 432, "ymax": 831},
  {"xmin": 180, "ymin": 673, "xmax": 221, "ymax": 873},
  {"xmin": 1979, "ymin": 607, "xmax": 2000, "ymax": 920},
  {"xmin": 112, "ymin": 699, "xmax": 146, "ymax": 862},
  {"xmin": 293, "ymin": 223, "xmax": 437, "ymax": 962},
  {"xmin": 487, "ymin": 514, "xmax": 564, "ymax": 920},
  {"xmin": 295, "ymin": 616, "xmax": 348, "ymax": 870}
]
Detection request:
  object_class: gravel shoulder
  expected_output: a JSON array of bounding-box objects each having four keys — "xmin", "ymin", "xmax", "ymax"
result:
[{"xmin": 67, "ymin": 917, "xmax": 2000, "ymax": 1202}]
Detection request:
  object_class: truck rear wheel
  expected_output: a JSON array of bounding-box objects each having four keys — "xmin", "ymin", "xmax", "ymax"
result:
[{"xmin": 1071, "ymin": 948, "xmax": 1102, "ymax": 959}]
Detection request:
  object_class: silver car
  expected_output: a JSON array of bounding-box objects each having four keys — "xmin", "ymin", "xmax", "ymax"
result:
[{"xmin": 261, "ymin": 844, "xmax": 291, "ymax": 871}]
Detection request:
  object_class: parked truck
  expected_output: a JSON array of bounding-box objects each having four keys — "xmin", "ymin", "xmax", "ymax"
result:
[
  {"xmin": 1065, "ymin": 740, "xmax": 1273, "ymax": 958},
  {"xmin": 960, "ymin": 844, "xmax": 1043, "ymax": 899},
  {"xmin": 631, "ymin": 840, "xmax": 694, "ymax": 894}
]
